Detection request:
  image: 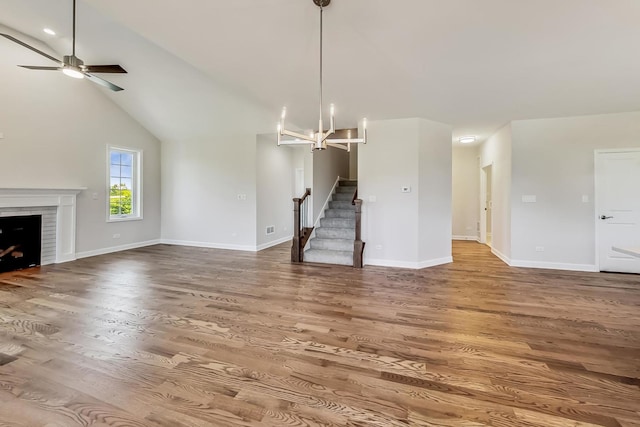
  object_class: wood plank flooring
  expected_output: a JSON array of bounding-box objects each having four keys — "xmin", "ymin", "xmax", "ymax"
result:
[{"xmin": 0, "ymin": 241, "xmax": 639, "ymax": 426}]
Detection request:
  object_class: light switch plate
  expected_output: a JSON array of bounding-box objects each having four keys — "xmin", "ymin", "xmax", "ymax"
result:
[{"xmin": 522, "ymin": 195, "xmax": 537, "ymax": 203}]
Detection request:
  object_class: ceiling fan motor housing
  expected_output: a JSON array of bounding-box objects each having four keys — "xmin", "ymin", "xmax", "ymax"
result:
[{"xmin": 63, "ymin": 55, "xmax": 84, "ymax": 68}]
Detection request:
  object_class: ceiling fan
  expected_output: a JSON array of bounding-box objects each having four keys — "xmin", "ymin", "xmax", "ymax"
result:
[{"xmin": 0, "ymin": 0, "xmax": 126, "ymax": 91}]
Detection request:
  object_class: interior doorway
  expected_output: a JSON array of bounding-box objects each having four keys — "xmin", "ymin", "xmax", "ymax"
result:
[
  {"xmin": 595, "ymin": 149, "xmax": 640, "ymax": 273},
  {"xmin": 480, "ymin": 164, "xmax": 493, "ymax": 247}
]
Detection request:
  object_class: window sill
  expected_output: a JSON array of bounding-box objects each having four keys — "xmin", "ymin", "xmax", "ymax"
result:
[{"xmin": 107, "ymin": 215, "xmax": 143, "ymax": 223}]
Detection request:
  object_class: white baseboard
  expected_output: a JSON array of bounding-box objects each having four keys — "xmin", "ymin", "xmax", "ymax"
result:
[
  {"xmin": 161, "ymin": 239, "xmax": 256, "ymax": 252},
  {"xmin": 76, "ymin": 239, "xmax": 161, "ymax": 259},
  {"xmin": 452, "ymin": 235, "xmax": 478, "ymax": 241},
  {"xmin": 491, "ymin": 247, "xmax": 511, "ymax": 265},
  {"xmin": 256, "ymin": 235, "xmax": 293, "ymax": 251},
  {"xmin": 417, "ymin": 256, "xmax": 453, "ymax": 269},
  {"xmin": 365, "ymin": 256, "xmax": 452, "ymax": 270},
  {"xmin": 509, "ymin": 259, "xmax": 598, "ymax": 272}
]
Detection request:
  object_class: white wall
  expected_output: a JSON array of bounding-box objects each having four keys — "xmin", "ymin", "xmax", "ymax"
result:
[
  {"xmin": 156, "ymin": 68, "xmax": 276, "ymax": 251},
  {"xmin": 479, "ymin": 123, "xmax": 512, "ymax": 263},
  {"xmin": 359, "ymin": 118, "xmax": 452, "ymax": 268},
  {"xmin": 0, "ymin": 25, "xmax": 161, "ymax": 257},
  {"xmin": 510, "ymin": 111, "xmax": 640, "ymax": 270},
  {"xmin": 452, "ymin": 146, "xmax": 479, "ymax": 240},
  {"xmin": 256, "ymin": 135, "xmax": 306, "ymax": 249},
  {"xmin": 311, "ymin": 148, "xmax": 350, "ymax": 223},
  {"xmin": 418, "ymin": 118, "xmax": 453, "ymax": 266}
]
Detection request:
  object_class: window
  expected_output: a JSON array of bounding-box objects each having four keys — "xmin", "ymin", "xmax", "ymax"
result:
[{"xmin": 108, "ymin": 146, "xmax": 142, "ymax": 221}]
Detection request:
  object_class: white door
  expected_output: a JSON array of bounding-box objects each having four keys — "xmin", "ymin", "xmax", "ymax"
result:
[
  {"xmin": 479, "ymin": 164, "xmax": 492, "ymax": 245},
  {"xmin": 595, "ymin": 150, "xmax": 640, "ymax": 273}
]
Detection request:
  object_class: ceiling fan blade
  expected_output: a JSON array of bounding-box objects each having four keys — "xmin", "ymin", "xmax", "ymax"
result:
[
  {"xmin": 85, "ymin": 73, "xmax": 124, "ymax": 92},
  {"xmin": 0, "ymin": 33, "xmax": 62, "ymax": 65},
  {"xmin": 84, "ymin": 65, "xmax": 127, "ymax": 74},
  {"xmin": 18, "ymin": 66, "xmax": 62, "ymax": 71}
]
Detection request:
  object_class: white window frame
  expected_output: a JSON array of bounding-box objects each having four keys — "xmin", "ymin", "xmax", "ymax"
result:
[{"xmin": 107, "ymin": 145, "xmax": 143, "ymax": 222}]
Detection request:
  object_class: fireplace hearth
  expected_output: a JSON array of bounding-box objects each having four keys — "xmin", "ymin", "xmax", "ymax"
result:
[{"xmin": 0, "ymin": 215, "xmax": 42, "ymax": 273}]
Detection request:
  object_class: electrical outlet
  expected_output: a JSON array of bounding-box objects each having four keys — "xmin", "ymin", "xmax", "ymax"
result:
[
  {"xmin": 535, "ymin": 246, "xmax": 544, "ymax": 252},
  {"xmin": 375, "ymin": 244, "xmax": 383, "ymax": 250},
  {"xmin": 401, "ymin": 186, "xmax": 411, "ymax": 193},
  {"xmin": 92, "ymin": 192, "xmax": 98, "ymax": 200},
  {"xmin": 237, "ymin": 194, "xmax": 247, "ymax": 200},
  {"xmin": 112, "ymin": 233, "xmax": 121, "ymax": 239},
  {"xmin": 369, "ymin": 195, "xmax": 377, "ymax": 202}
]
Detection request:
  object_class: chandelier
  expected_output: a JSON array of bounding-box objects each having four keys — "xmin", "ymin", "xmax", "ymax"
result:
[{"xmin": 277, "ymin": 0, "xmax": 367, "ymax": 152}]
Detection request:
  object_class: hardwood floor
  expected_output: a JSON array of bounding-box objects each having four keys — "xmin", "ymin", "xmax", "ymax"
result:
[{"xmin": 0, "ymin": 241, "xmax": 639, "ymax": 426}]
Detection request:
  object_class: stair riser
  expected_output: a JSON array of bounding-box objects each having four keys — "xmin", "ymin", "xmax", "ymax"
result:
[
  {"xmin": 315, "ymin": 228, "xmax": 355, "ymax": 239},
  {"xmin": 324, "ymin": 210, "xmax": 356, "ymax": 219},
  {"xmin": 304, "ymin": 250, "xmax": 353, "ymax": 266},
  {"xmin": 310, "ymin": 239, "xmax": 354, "ymax": 251},
  {"xmin": 320, "ymin": 218, "xmax": 355, "ymax": 228},
  {"xmin": 336, "ymin": 187, "xmax": 356, "ymax": 193},
  {"xmin": 333, "ymin": 193, "xmax": 353, "ymax": 201},
  {"xmin": 329, "ymin": 201, "xmax": 355, "ymax": 210}
]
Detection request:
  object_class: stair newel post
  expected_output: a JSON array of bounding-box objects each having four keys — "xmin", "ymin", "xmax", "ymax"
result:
[
  {"xmin": 292, "ymin": 188, "xmax": 312, "ymax": 263},
  {"xmin": 353, "ymin": 199, "xmax": 364, "ymax": 268},
  {"xmin": 292, "ymin": 197, "xmax": 302, "ymax": 263}
]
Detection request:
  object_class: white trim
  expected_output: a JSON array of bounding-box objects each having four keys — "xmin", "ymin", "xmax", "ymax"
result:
[
  {"xmin": 594, "ymin": 148, "xmax": 640, "ymax": 272},
  {"xmin": 0, "ymin": 188, "xmax": 84, "ymax": 263},
  {"xmin": 364, "ymin": 256, "xmax": 452, "ymax": 269},
  {"xmin": 161, "ymin": 239, "xmax": 257, "ymax": 252},
  {"xmin": 510, "ymin": 259, "xmax": 597, "ymax": 272},
  {"xmin": 453, "ymin": 235, "xmax": 478, "ymax": 241},
  {"xmin": 107, "ymin": 145, "xmax": 143, "ymax": 222},
  {"xmin": 76, "ymin": 239, "xmax": 161, "ymax": 260},
  {"xmin": 312, "ymin": 175, "xmax": 342, "ymax": 229},
  {"xmin": 417, "ymin": 256, "xmax": 453, "ymax": 269},
  {"xmin": 491, "ymin": 247, "xmax": 511, "ymax": 265},
  {"xmin": 256, "ymin": 235, "xmax": 293, "ymax": 251}
]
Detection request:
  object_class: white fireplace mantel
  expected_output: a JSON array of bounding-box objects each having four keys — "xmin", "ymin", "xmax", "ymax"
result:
[{"xmin": 0, "ymin": 188, "xmax": 85, "ymax": 263}]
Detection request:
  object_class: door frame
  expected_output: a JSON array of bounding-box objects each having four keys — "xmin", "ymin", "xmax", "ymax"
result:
[
  {"xmin": 594, "ymin": 148, "xmax": 640, "ymax": 271},
  {"xmin": 479, "ymin": 162, "xmax": 493, "ymax": 245}
]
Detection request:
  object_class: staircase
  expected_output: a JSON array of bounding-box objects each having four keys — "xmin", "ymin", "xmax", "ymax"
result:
[{"xmin": 304, "ymin": 180, "xmax": 358, "ymax": 266}]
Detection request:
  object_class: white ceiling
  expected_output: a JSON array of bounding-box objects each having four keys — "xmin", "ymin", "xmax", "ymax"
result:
[{"xmin": 1, "ymin": 0, "xmax": 640, "ymax": 145}]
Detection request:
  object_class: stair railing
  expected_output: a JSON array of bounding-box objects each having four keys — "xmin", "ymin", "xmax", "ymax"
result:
[
  {"xmin": 292, "ymin": 188, "xmax": 313, "ymax": 263},
  {"xmin": 352, "ymin": 190, "xmax": 365, "ymax": 268}
]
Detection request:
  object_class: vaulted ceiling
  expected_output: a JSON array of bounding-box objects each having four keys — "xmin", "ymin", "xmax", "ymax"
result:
[{"xmin": 2, "ymin": 0, "xmax": 640, "ymax": 145}]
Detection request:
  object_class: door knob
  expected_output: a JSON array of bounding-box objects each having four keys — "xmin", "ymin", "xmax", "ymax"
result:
[{"xmin": 600, "ymin": 215, "xmax": 613, "ymax": 220}]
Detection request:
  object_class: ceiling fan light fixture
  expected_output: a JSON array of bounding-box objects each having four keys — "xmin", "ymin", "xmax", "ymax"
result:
[{"xmin": 62, "ymin": 66, "xmax": 84, "ymax": 79}]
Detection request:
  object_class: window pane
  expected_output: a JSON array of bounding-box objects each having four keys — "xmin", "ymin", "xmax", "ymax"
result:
[
  {"xmin": 110, "ymin": 152, "xmax": 121, "ymax": 165},
  {"xmin": 110, "ymin": 165, "xmax": 121, "ymax": 178},
  {"xmin": 110, "ymin": 177, "xmax": 121, "ymax": 188},
  {"xmin": 108, "ymin": 148, "xmax": 140, "ymax": 219},
  {"xmin": 120, "ymin": 153, "xmax": 133, "ymax": 167},
  {"xmin": 120, "ymin": 166, "xmax": 132, "ymax": 179}
]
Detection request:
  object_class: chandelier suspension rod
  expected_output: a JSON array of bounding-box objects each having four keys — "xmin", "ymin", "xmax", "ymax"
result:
[{"xmin": 319, "ymin": 4, "xmax": 323, "ymax": 125}]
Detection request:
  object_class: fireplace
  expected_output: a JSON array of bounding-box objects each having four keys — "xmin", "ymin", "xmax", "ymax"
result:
[
  {"xmin": 0, "ymin": 188, "xmax": 83, "ymax": 265},
  {"xmin": 0, "ymin": 215, "xmax": 42, "ymax": 272}
]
